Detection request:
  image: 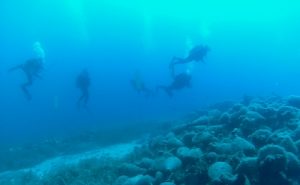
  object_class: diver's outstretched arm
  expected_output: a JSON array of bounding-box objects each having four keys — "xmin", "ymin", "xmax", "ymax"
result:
[
  {"xmin": 8, "ymin": 64, "xmax": 23, "ymax": 72},
  {"xmin": 170, "ymin": 57, "xmax": 188, "ymax": 66}
]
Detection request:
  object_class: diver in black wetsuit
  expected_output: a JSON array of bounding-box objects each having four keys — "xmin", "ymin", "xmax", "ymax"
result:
[
  {"xmin": 9, "ymin": 58, "xmax": 44, "ymax": 100},
  {"xmin": 170, "ymin": 44, "xmax": 210, "ymax": 68},
  {"xmin": 76, "ymin": 69, "xmax": 90, "ymax": 109},
  {"xmin": 157, "ymin": 64, "xmax": 192, "ymax": 97}
]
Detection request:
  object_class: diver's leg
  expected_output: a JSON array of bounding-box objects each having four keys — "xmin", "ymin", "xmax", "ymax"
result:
[
  {"xmin": 77, "ymin": 94, "xmax": 84, "ymax": 109},
  {"xmin": 77, "ymin": 88, "xmax": 89, "ymax": 109},
  {"xmin": 83, "ymin": 90, "xmax": 89, "ymax": 107},
  {"xmin": 21, "ymin": 85, "xmax": 32, "ymax": 100},
  {"xmin": 21, "ymin": 75, "xmax": 33, "ymax": 100}
]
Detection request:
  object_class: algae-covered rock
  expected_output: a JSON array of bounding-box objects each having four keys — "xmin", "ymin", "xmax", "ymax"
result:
[
  {"xmin": 279, "ymin": 136, "xmax": 298, "ymax": 154},
  {"xmin": 211, "ymin": 136, "xmax": 255, "ymax": 156},
  {"xmin": 163, "ymin": 156, "xmax": 182, "ymax": 171},
  {"xmin": 208, "ymin": 162, "xmax": 235, "ymax": 183},
  {"xmin": 231, "ymin": 136, "xmax": 256, "ymax": 155},
  {"xmin": 257, "ymin": 144, "xmax": 287, "ymax": 174},
  {"xmin": 277, "ymin": 106, "xmax": 299, "ymax": 123},
  {"xmin": 123, "ymin": 175, "xmax": 154, "ymax": 185},
  {"xmin": 245, "ymin": 110, "xmax": 266, "ymax": 123},
  {"xmin": 207, "ymin": 109, "xmax": 223, "ymax": 125},
  {"xmin": 295, "ymin": 140, "xmax": 300, "ymax": 152},
  {"xmin": 204, "ymin": 152, "xmax": 218, "ymax": 164},
  {"xmin": 135, "ymin": 175, "xmax": 154, "ymax": 185},
  {"xmin": 211, "ymin": 142, "xmax": 233, "ymax": 155},
  {"xmin": 138, "ymin": 158, "xmax": 155, "ymax": 169},
  {"xmin": 118, "ymin": 163, "xmax": 146, "ymax": 177},
  {"xmin": 286, "ymin": 152, "xmax": 300, "ymax": 178},
  {"xmin": 181, "ymin": 132, "xmax": 196, "ymax": 147},
  {"xmin": 225, "ymin": 104, "xmax": 248, "ymax": 129},
  {"xmin": 292, "ymin": 126, "xmax": 300, "ymax": 141},
  {"xmin": 269, "ymin": 131, "xmax": 298, "ymax": 154},
  {"xmin": 160, "ymin": 182, "xmax": 176, "ymax": 185},
  {"xmin": 155, "ymin": 156, "xmax": 182, "ymax": 172},
  {"xmin": 236, "ymin": 157, "xmax": 258, "ymax": 177},
  {"xmin": 241, "ymin": 110, "xmax": 266, "ymax": 135},
  {"xmin": 257, "ymin": 145, "xmax": 291, "ymax": 185},
  {"xmin": 286, "ymin": 119, "xmax": 300, "ymax": 130},
  {"xmin": 210, "ymin": 100, "xmax": 235, "ymax": 112},
  {"xmin": 192, "ymin": 131, "xmax": 217, "ymax": 148},
  {"xmin": 114, "ymin": 175, "xmax": 129, "ymax": 185},
  {"xmin": 219, "ymin": 112, "xmax": 231, "ymax": 125},
  {"xmin": 154, "ymin": 171, "xmax": 164, "ymax": 184},
  {"xmin": 287, "ymin": 95, "xmax": 300, "ymax": 109},
  {"xmin": 165, "ymin": 133, "xmax": 184, "ymax": 148},
  {"xmin": 176, "ymin": 147, "xmax": 203, "ymax": 161},
  {"xmin": 249, "ymin": 129, "xmax": 272, "ymax": 148},
  {"xmin": 191, "ymin": 116, "xmax": 209, "ymax": 125}
]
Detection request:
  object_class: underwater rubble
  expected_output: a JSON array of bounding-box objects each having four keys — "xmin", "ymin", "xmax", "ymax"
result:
[{"xmin": 2, "ymin": 95, "xmax": 300, "ymax": 185}]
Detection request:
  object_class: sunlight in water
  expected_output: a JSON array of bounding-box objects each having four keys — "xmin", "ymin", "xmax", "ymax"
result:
[
  {"xmin": 97, "ymin": 0, "xmax": 297, "ymax": 22},
  {"xmin": 88, "ymin": 0, "xmax": 298, "ymax": 54},
  {"xmin": 65, "ymin": 0, "xmax": 90, "ymax": 43},
  {"xmin": 142, "ymin": 10, "xmax": 154, "ymax": 53}
]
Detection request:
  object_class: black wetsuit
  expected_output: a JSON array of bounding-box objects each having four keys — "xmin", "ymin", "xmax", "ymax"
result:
[
  {"xmin": 157, "ymin": 64, "xmax": 191, "ymax": 97},
  {"xmin": 170, "ymin": 45, "xmax": 210, "ymax": 67},
  {"xmin": 9, "ymin": 58, "xmax": 43, "ymax": 100},
  {"xmin": 76, "ymin": 70, "xmax": 90, "ymax": 109}
]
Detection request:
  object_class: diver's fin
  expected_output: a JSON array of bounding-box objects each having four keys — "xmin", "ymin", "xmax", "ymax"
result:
[
  {"xmin": 21, "ymin": 86, "xmax": 32, "ymax": 101},
  {"xmin": 8, "ymin": 65, "xmax": 22, "ymax": 73}
]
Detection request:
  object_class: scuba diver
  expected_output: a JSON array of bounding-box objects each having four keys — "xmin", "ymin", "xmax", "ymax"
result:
[
  {"xmin": 157, "ymin": 64, "xmax": 192, "ymax": 97},
  {"xmin": 9, "ymin": 58, "xmax": 44, "ymax": 100},
  {"xmin": 170, "ymin": 44, "xmax": 210, "ymax": 68},
  {"xmin": 130, "ymin": 71, "xmax": 154, "ymax": 97},
  {"xmin": 9, "ymin": 42, "xmax": 45, "ymax": 100},
  {"xmin": 76, "ymin": 69, "xmax": 91, "ymax": 109}
]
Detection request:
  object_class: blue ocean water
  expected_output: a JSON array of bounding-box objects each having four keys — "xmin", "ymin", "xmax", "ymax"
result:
[{"xmin": 0, "ymin": 0, "xmax": 299, "ymax": 149}]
